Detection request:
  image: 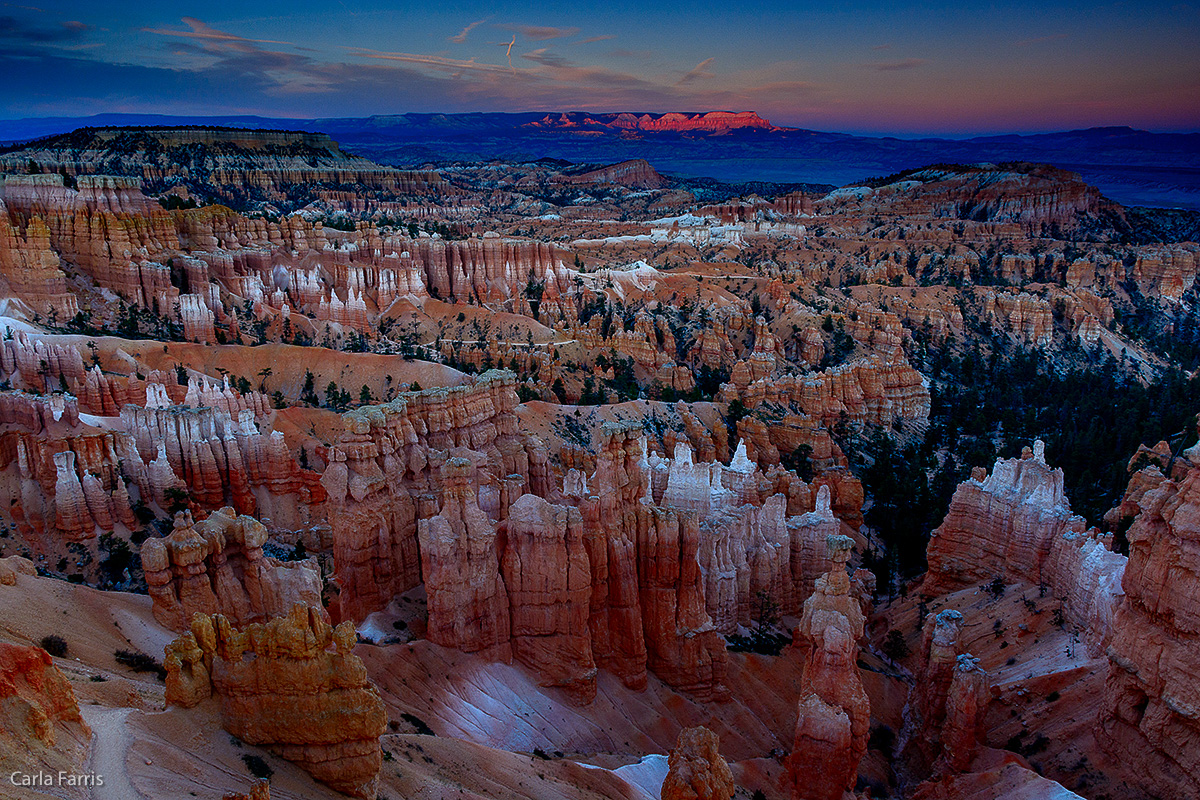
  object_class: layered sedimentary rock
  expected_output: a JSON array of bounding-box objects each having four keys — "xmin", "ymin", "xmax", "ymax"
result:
[
  {"xmin": 526, "ymin": 110, "xmax": 778, "ymax": 133},
  {"xmin": 0, "ymin": 416, "xmax": 140, "ymax": 543},
  {"xmin": 3, "ymin": 128, "xmax": 448, "ymax": 210},
  {"xmin": 325, "ymin": 371, "xmax": 541, "ymax": 622},
  {"xmin": 635, "ymin": 499, "xmax": 729, "ymax": 700},
  {"xmin": 0, "ymin": 207, "xmax": 79, "ymax": 320},
  {"xmin": 938, "ymin": 655, "xmax": 988, "ymax": 774},
  {"xmin": 729, "ymin": 353, "xmax": 930, "ymax": 427},
  {"xmin": 1097, "ymin": 458, "xmax": 1200, "ymax": 799},
  {"xmin": 500, "ymin": 493, "xmax": 596, "ymax": 702},
  {"xmin": 578, "ymin": 424, "xmax": 728, "ymax": 700},
  {"xmin": 568, "ymin": 159, "xmax": 668, "ymax": 189},
  {"xmin": 648, "ymin": 438, "xmax": 854, "ymax": 627},
  {"xmin": 0, "ymin": 391, "xmax": 80, "ymax": 432},
  {"xmin": 419, "ymin": 458, "xmax": 512, "ymax": 657},
  {"xmin": 982, "ymin": 290, "xmax": 1054, "ymax": 347},
  {"xmin": 904, "ymin": 610, "xmax": 964, "ymax": 773},
  {"xmin": 922, "ymin": 442, "xmax": 1125, "ymax": 654},
  {"xmin": 142, "ymin": 508, "xmax": 322, "ymax": 631},
  {"xmin": 818, "ymin": 163, "xmax": 1115, "ymax": 230},
  {"xmin": 904, "ymin": 610, "xmax": 989, "ymax": 778},
  {"xmin": 163, "ymin": 604, "xmax": 387, "ymax": 799},
  {"xmin": 121, "ymin": 403, "xmax": 320, "ymax": 525},
  {"xmin": 788, "ymin": 535, "xmax": 869, "ymax": 800},
  {"xmin": 660, "ymin": 726, "xmax": 736, "ymax": 800},
  {"xmin": 0, "ymin": 642, "xmax": 90, "ymax": 776}
]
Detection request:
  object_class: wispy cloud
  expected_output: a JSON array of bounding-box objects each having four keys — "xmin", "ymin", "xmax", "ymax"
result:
[
  {"xmin": 578, "ymin": 34, "xmax": 615, "ymax": 44},
  {"xmin": 871, "ymin": 43, "xmax": 892, "ymax": 51},
  {"xmin": 349, "ymin": 47, "xmax": 512, "ymax": 75},
  {"xmin": 522, "ymin": 48, "xmax": 572, "ymax": 68},
  {"xmin": 449, "ymin": 18, "xmax": 486, "ymax": 44},
  {"xmin": 0, "ymin": 13, "xmax": 86, "ymax": 43},
  {"xmin": 865, "ymin": 58, "xmax": 927, "ymax": 71},
  {"xmin": 143, "ymin": 17, "xmax": 293, "ymax": 48},
  {"xmin": 677, "ymin": 57, "xmax": 715, "ymax": 86},
  {"xmin": 1015, "ymin": 33, "xmax": 1069, "ymax": 47},
  {"xmin": 498, "ymin": 24, "xmax": 581, "ymax": 41}
]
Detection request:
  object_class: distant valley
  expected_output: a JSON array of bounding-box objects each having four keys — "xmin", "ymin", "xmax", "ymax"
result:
[{"xmin": 2, "ymin": 111, "xmax": 1198, "ymax": 209}]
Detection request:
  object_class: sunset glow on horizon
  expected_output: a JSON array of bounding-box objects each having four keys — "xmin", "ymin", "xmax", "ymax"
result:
[{"xmin": 3, "ymin": 0, "xmax": 1198, "ymax": 136}]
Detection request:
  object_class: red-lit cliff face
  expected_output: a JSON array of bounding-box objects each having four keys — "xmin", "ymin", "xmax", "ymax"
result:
[{"xmin": 524, "ymin": 110, "xmax": 781, "ymax": 134}]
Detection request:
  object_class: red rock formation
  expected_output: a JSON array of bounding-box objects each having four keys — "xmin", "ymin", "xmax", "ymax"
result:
[
  {"xmin": 788, "ymin": 535, "xmax": 869, "ymax": 800},
  {"xmin": 501, "ymin": 493, "xmax": 596, "ymax": 702},
  {"xmin": 730, "ymin": 353, "xmax": 930, "ymax": 428},
  {"xmin": 922, "ymin": 442, "xmax": 1125, "ymax": 654},
  {"xmin": 568, "ymin": 159, "xmax": 668, "ymax": 189},
  {"xmin": 0, "ymin": 555, "xmax": 35, "ymax": 584},
  {"xmin": 525, "ymin": 110, "xmax": 779, "ymax": 133},
  {"xmin": 1097, "ymin": 456, "xmax": 1200, "ymax": 799},
  {"xmin": 937, "ymin": 655, "xmax": 989, "ymax": 775},
  {"xmin": 4, "ymin": 128, "xmax": 449, "ymax": 208},
  {"xmin": 121, "ymin": 403, "xmax": 315, "ymax": 523},
  {"xmin": 163, "ymin": 604, "xmax": 387, "ymax": 799},
  {"xmin": 817, "ymin": 163, "xmax": 1116, "ymax": 231},
  {"xmin": 0, "ymin": 391, "xmax": 80, "ymax": 431},
  {"xmin": 419, "ymin": 457, "xmax": 512, "ymax": 657},
  {"xmin": 575, "ymin": 427, "xmax": 651, "ymax": 691},
  {"xmin": 903, "ymin": 610, "xmax": 990, "ymax": 779},
  {"xmin": 981, "ymin": 290, "xmax": 1054, "ymax": 347},
  {"xmin": 660, "ymin": 726, "xmax": 735, "ymax": 800},
  {"xmin": 325, "ymin": 371, "xmax": 541, "ymax": 622},
  {"xmin": 0, "ymin": 203, "xmax": 79, "ymax": 320},
  {"xmin": 636, "ymin": 500, "xmax": 728, "ymax": 700},
  {"xmin": 142, "ymin": 508, "xmax": 322, "ymax": 631},
  {"xmin": 904, "ymin": 609, "xmax": 965, "ymax": 773},
  {"xmin": 224, "ymin": 781, "xmax": 270, "ymax": 800},
  {"xmin": 0, "ymin": 642, "xmax": 90, "ymax": 777}
]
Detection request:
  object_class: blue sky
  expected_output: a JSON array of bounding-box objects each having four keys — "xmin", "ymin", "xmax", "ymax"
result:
[{"xmin": 2, "ymin": 1, "xmax": 1198, "ymax": 135}]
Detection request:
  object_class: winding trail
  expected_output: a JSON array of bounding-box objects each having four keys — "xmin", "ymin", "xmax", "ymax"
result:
[{"xmin": 80, "ymin": 706, "xmax": 141, "ymax": 800}]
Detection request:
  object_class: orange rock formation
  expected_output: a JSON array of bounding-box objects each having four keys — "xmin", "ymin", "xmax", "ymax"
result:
[
  {"xmin": 788, "ymin": 534, "xmax": 869, "ymax": 800},
  {"xmin": 660, "ymin": 726, "xmax": 735, "ymax": 800},
  {"xmin": 164, "ymin": 604, "xmax": 387, "ymax": 799}
]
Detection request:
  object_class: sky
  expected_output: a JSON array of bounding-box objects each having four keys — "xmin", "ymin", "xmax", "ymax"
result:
[{"xmin": 2, "ymin": 1, "xmax": 1198, "ymax": 136}]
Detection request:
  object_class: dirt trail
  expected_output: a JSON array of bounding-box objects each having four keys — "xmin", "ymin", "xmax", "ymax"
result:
[{"xmin": 81, "ymin": 706, "xmax": 141, "ymax": 800}]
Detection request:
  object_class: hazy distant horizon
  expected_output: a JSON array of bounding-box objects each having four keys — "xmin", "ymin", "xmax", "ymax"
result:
[{"xmin": 0, "ymin": 111, "xmax": 1196, "ymax": 144}]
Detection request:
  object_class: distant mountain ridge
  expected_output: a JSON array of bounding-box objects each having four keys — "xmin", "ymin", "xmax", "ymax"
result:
[{"xmin": 0, "ymin": 113, "xmax": 1197, "ymax": 208}]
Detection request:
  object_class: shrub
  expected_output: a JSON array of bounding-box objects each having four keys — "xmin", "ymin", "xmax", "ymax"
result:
[
  {"xmin": 882, "ymin": 629, "xmax": 910, "ymax": 661},
  {"xmin": 241, "ymin": 754, "xmax": 273, "ymax": 780},
  {"xmin": 401, "ymin": 712, "xmax": 434, "ymax": 736},
  {"xmin": 114, "ymin": 649, "xmax": 166, "ymax": 680},
  {"xmin": 40, "ymin": 635, "xmax": 67, "ymax": 657}
]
